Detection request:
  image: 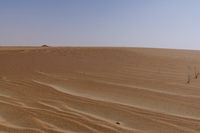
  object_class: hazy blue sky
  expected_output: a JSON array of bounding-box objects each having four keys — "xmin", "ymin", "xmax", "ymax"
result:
[{"xmin": 0, "ymin": 0, "xmax": 200, "ymax": 49}]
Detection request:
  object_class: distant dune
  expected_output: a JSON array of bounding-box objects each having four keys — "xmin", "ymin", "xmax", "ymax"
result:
[{"xmin": 0, "ymin": 47, "xmax": 200, "ymax": 133}]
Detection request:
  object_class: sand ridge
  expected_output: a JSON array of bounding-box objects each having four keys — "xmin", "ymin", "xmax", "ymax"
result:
[{"xmin": 0, "ymin": 47, "xmax": 200, "ymax": 133}]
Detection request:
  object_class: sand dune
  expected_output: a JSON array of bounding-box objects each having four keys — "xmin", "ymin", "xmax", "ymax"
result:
[{"xmin": 0, "ymin": 47, "xmax": 200, "ymax": 133}]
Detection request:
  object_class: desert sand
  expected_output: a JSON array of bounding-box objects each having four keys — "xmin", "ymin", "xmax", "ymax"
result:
[{"xmin": 0, "ymin": 47, "xmax": 200, "ymax": 133}]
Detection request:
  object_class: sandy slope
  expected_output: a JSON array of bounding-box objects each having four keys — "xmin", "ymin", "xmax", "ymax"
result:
[{"xmin": 0, "ymin": 47, "xmax": 200, "ymax": 133}]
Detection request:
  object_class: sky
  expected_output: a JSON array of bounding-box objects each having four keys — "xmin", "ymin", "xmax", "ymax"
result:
[{"xmin": 0, "ymin": 0, "xmax": 200, "ymax": 49}]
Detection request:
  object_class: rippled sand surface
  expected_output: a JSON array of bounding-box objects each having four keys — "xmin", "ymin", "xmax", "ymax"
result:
[{"xmin": 0, "ymin": 47, "xmax": 200, "ymax": 133}]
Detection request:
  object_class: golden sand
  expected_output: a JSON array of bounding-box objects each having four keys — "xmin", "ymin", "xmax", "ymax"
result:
[{"xmin": 0, "ymin": 47, "xmax": 200, "ymax": 133}]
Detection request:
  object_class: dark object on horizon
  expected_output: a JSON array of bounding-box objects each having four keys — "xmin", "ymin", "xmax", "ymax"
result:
[{"xmin": 41, "ymin": 45, "xmax": 49, "ymax": 47}]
